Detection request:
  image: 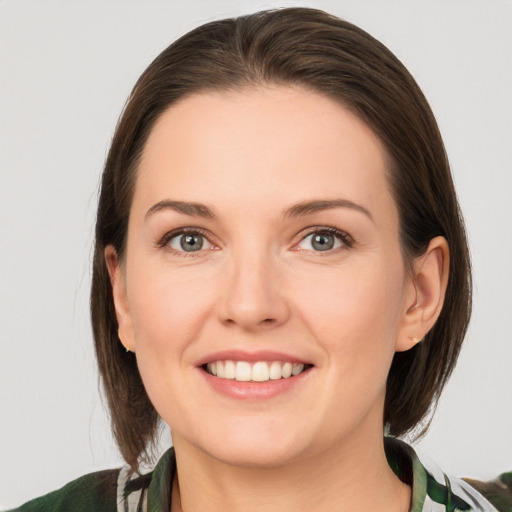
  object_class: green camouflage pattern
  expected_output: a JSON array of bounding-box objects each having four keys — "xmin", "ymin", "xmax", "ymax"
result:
[{"xmin": 6, "ymin": 439, "xmax": 511, "ymax": 511}]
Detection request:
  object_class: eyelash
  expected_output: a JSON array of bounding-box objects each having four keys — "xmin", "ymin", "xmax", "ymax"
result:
[
  {"xmin": 156, "ymin": 226, "xmax": 354, "ymax": 256},
  {"xmin": 295, "ymin": 226, "xmax": 354, "ymax": 253},
  {"xmin": 157, "ymin": 227, "xmax": 216, "ymax": 257}
]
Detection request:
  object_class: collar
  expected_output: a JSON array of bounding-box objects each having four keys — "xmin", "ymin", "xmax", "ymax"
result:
[
  {"xmin": 385, "ymin": 437, "xmax": 498, "ymax": 511},
  {"xmin": 118, "ymin": 439, "xmax": 498, "ymax": 512}
]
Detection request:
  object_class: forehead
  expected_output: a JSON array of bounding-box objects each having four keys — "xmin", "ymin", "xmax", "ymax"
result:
[{"xmin": 134, "ymin": 86, "xmax": 395, "ymax": 221}]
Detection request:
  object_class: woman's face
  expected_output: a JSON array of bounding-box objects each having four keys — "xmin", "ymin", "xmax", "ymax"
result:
[{"xmin": 111, "ymin": 86, "xmax": 420, "ymax": 467}]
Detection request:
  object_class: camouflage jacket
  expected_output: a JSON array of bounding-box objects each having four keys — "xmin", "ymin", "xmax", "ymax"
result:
[{"xmin": 7, "ymin": 439, "xmax": 512, "ymax": 512}]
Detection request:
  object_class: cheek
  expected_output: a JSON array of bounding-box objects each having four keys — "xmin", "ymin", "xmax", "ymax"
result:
[
  {"xmin": 125, "ymin": 265, "xmax": 218, "ymax": 423},
  {"xmin": 127, "ymin": 262, "xmax": 216, "ymax": 356},
  {"xmin": 302, "ymin": 259, "xmax": 406, "ymax": 425},
  {"xmin": 295, "ymin": 257, "xmax": 405, "ymax": 368}
]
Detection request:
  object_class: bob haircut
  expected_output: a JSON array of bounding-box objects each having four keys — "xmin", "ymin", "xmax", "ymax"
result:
[{"xmin": 91, "ymin": 7, "xmax": 472, "ymax": 470}]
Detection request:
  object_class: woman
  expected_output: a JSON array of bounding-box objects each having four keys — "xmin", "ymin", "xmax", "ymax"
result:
[{"xmin": 7, "ymin": 7, "xmax": 511, "ymax": 512}]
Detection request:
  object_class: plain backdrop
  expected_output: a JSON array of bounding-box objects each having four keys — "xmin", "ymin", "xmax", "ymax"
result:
[{"xmin": 1, "ymin": 0, "xmax": 511, "ymax": 508}]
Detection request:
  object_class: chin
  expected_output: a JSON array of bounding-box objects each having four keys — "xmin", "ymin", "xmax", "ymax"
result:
[
  {"xmin": 207, "ymin": 441, "xmax": 303, "ymax": 469},
  {"xmin": 180, "ymin": 419, "xmax": 313, "ymax": 469}
]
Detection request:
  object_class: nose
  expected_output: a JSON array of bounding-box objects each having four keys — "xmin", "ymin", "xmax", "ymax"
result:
[{"xmin": 217, "ymin": 249, "xmax": 290, "ymax": 332}]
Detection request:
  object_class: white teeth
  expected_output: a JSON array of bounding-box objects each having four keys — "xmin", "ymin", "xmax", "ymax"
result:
[
  {"xmin": 207, "ymin": 362, "xmax": 217, "ymax": 376},
  {"xmin": 224, "ymin": 360, "xmax": 236, "ymax": 379},
  {"xmin": 292, "ymin": 363, "xmax": 304, "ymax": 376},
  {"xmin": 217, "ymin": 361, "xmax": 225, "ymax": 378},
  {"xmin": 205, "ymin": 360, "xmax": 308, "ymax": 382},
  {"xmin": 252, "ymin": 361, "xmax": 269, "ymax": 382},
  {"xmin": 235, "ymin": 361, "xmax": 252, "ymax": 381},
  {"xmin": 282, "ymin": 362, "xmax": 292, "ymax": 378},
  {"xmin": 269, "ymin": 361, "xmax": 282, "ymax": 380}
]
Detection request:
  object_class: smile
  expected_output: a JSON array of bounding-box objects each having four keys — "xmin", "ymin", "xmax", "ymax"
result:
[{"xmin": 205, "ymin": 360, "xmax": 309, "ymax": 382}]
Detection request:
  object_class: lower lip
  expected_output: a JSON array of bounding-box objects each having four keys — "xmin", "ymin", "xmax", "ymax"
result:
[{"xmin": 198, "ymin": 367, "xmax": 312, "ymax": 400}]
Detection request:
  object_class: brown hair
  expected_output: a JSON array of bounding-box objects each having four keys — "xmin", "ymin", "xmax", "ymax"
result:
[{"xmin": 91, "ymin": 7, "xmax": 471, "ymax": 470}]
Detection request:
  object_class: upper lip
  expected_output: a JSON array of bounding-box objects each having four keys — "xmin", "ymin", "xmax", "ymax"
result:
[{"xmin": 195, "ymin": 349, "xmax": 311, "ymax": 367}]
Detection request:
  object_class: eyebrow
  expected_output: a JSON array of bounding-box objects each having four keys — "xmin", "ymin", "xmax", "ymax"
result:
[
  {"xmin": 145, "ymin": 200, "xmax": 216, "ymax": 219},
  {"xmin": 145, "ymin": 198, "xmax": 373, "ymax": 222},
  {"xmin": 283, "ymin": 199, "xmax": 373, "ymax": 222}
]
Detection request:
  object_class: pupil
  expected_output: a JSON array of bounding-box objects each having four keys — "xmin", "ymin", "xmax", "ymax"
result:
[
  {"xmin": 180, "ymin": 234, "xmax": 203, "ymax": 252},
  {"xmin": 312, "ymin": 233, "xmax": 334, "ymax": 251}
]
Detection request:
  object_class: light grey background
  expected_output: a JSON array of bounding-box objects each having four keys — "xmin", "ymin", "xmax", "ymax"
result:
[{"xmin": 1, "ymin": 0, "xmax": 511, "ymax": 508}]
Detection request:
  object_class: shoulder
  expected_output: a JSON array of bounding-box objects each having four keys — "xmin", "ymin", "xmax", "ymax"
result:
[
  {"xmin": 385, "ymin": 437, "xmax": 512, "ymax": 512},
  {"xmin": 464, "ymin": 472, "xmax": 512, "ymax": 512},
  {"xmin": 5, "ymin": 448, "xmax": 176, "ymax": 512},
  {"xmin": 5, "ymin": 468, "xmax": 120, "ymax": 512}
]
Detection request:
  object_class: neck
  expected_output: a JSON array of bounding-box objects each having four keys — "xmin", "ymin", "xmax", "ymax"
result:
[{"xmin": 170, "ymin": 430, "xmax": 410, "ymax": 512}]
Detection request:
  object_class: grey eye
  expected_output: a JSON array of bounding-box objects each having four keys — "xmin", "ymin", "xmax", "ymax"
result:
[
  {"xmin": 311, "ymin": 233, "xmax": 335, "ymax": 251},
  {"xmin": 169, "ymin": 233, "xmax": 205, "ymax": 252},
  {"xmin": 298, "ymin": 231, "xmax": 343, "ymax": 252}
]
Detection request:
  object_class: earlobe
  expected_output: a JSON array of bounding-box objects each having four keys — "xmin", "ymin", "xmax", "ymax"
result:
[
  {"xmin": 105, "ymin": 246, "xmax": 136, "ymax": 353},
  {"xmin": 396, "ymin": 236, "xmax": 449, "ymax": 352}
]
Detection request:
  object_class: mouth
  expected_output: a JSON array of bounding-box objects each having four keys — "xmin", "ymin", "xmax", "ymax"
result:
[{"xmin": 203, "ymin": 360, "xmax": 312, "ymax": 382}]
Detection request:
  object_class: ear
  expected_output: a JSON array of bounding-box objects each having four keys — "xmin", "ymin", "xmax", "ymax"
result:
[
  {"xmin": 105, "ymin": 245, "xmax": 136, "ymax": 353},
  {"xmin": 395, "ymin": 236, "xmax": 450, "ymax": 352}
]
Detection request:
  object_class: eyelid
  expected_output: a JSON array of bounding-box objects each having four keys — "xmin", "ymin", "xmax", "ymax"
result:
[
  {"xmin": 157, "ymin": 227, "xmax": 218, "ymax": 254},
  {"xmin": 156, "ymin": 225, "xmax": 353, "ymax": 254},
  {"xmin": 293, "ymin": 226, "xmax": 354, "ymax": 251}
]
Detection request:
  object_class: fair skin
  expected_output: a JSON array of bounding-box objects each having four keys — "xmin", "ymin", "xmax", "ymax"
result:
[{"xmin": 106, "ymin": 86, "xmax": 449, "ymax": 512}]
